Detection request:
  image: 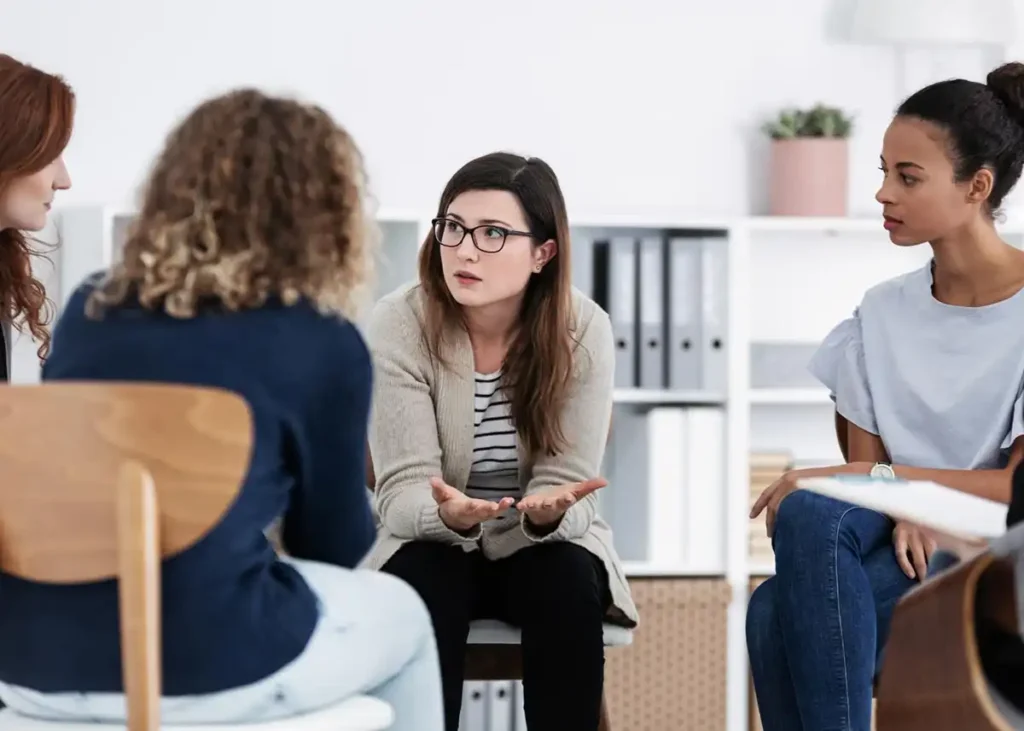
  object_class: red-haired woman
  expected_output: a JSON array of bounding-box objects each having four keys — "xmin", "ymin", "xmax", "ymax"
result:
[{"xmin": 0, "ymin": 54, "xmax": 74, "ymax": 375}]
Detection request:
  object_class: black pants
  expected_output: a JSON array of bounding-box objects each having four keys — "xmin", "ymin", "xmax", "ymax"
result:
[{"xmin": 382, "ymin": 540, "xmax": 612, "ymax": 731}]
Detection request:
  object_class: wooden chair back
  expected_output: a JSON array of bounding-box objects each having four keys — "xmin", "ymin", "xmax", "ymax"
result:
[
  {"xmin": 0, "ymin": 383, "xmax": 253, "ymax": 731},
  {"xmin": 875, "ymin": 550, "xmax": 1019, "ymax": 730}
]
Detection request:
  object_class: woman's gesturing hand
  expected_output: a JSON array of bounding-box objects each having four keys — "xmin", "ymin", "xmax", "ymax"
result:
[
  {"xmin": 517, "ymin": 477, "xmax": 608, "ymax": 528},
  {"xmin": 431, "ymin": 477, "xmax": 513, "ymax": 533},
  {"xmin": 750, "ymin": 462, "xmax": 873, "ymax": 538}
]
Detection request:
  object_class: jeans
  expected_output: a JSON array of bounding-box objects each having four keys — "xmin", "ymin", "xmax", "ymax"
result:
[
  {"xmin": 382, "ymin": 540, "xmax": 611, "ymax": 731},
  {"xmin": 0, "ymin": 559, "xmax": 444, "ymax": 731},
  {"xmin": 746, "ymin": 490, "xmax": 917, "ymax": 731}
]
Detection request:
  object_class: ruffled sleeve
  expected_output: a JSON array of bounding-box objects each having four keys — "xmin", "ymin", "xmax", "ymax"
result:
[
  {"xmin": 807, "ymin": 308, "xmax": 879, "ymax": 435},
  {"xmin": 1001, "ymin": 384, "xmax": 1024, "ymax": 451}
]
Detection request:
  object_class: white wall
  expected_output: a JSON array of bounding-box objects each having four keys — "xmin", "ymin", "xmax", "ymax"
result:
[{"xmin": 1, "ymin": 0, "xmax": 1008, "ymax": 219}]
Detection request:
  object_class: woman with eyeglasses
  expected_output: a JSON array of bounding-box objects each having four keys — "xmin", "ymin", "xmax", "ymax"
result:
[{"xmin": 363, "ymin": 151, "xmax": 638, "ymax": 731}]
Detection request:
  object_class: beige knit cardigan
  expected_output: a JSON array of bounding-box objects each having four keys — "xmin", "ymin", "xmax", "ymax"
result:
[{"xmin": 360, "ymin": 283, "xmax": 638, "ymax": 627}]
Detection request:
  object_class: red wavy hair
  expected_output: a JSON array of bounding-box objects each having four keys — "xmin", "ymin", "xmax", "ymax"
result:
[{"xmin": 0, "ymin": 54, "xmax": 75, "ymax": 359}]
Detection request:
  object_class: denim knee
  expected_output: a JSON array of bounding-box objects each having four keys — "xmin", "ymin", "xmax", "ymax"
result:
[
  {"xmin": 771, "ymin": 490, "xmax": 855, "ymax": 569},
  {"xmin": 745, "ymin": 579, "xmax": 779, "ymax": 663}
]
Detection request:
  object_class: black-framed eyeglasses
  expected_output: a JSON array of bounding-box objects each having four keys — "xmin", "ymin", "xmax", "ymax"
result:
[{"xmin": 431, "ymin": 217, "xmax": 536, "ymax": 254}]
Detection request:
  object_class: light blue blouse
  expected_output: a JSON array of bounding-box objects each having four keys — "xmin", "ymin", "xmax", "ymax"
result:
[{"xmin": 808, "ymin": 261, "xmax": 1024, "ymax": 470}]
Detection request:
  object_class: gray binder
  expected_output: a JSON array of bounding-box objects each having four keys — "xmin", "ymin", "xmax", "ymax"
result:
[
  {"xmin": 666, "ymin": 237, "xmax": 703, "ymax": 389},
  {"xmin": 569, "ymin": 228, "xmax": 595, "ymax": 297},
  {"xmin": 486, "ymin": 681, "xmax": 515, "ymax": 731},
  {"xmin": 699, "ymin": 237, "xmax": 728, "ymax": 393},
  {"xmin": 460, "ymin": 681, "xmax": 487, "ymax": 730},
  {"xmin": 637, "ymin": 235, "xmax": 665, "ymax": 389},
  {"xmin": 593, "ymin": 237, "xmax": 638, "ymax": 388}
]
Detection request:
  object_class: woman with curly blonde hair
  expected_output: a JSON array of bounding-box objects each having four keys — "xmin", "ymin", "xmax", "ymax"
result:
[
  {"xmin": 0, "ymin": 89, "xmax": 443, "ymax": 731},
  {"xmin": 0, "ymin": 54, "xmax": 74, "ymax": 371}
]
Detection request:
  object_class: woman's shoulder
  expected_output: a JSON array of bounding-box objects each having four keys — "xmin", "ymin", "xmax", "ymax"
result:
[
  {"xmin": 569, "ymin": 286, "xmax": 612, "ymax": 344},
  {"xmin": 368, "ymin": 281, "xmax": 426, "ymax": 341},
  {"xmin": 860, "ymin": 264, "xmax": 929, "ymax": 311},
  {"xmin": 567, "ymin": 288, "xmax": 613, "ymax": 380}
]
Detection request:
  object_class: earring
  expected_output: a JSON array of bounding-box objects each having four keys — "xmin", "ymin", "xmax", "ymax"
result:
[{"xmin": 535, "ymin": 265, "xmax": 543, "ymax": 273}]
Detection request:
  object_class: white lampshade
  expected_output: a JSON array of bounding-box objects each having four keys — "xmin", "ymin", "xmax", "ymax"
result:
[{"xmin": 851, "ymin": 0, "xmax": 1017, "ymax": 47}]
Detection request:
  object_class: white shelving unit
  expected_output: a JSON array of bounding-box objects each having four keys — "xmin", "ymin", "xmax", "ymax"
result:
[
  {"xmin": 749, "ymin": 387, "xmax": 831, "ymax": 405},
  {"xmin": 49, "ymin": 205, "xmax": 1024, "ymax": 731}
]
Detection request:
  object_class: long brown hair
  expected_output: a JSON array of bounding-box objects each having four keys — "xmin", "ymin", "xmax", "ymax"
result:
[
  {"xmin": 87, "ymin": 88, "xmax": 377, "ymax": 321},
  {"xmin": 0, "ymin": 54, "xmax": 75, "ymax": 359},
  {"xmin": 418, "ymin": 152, "xmax": 575, "ymax": 458}
]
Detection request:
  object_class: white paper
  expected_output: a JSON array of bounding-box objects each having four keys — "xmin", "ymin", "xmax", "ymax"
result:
[{"xmin": 796, "ymin": 476, "xmax": 1008, "ymax": 540}]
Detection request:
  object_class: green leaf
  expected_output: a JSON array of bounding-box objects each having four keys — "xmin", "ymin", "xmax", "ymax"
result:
[{"xmin": 763, "ymin": 103, "xmax": 854, "ymax": 139}]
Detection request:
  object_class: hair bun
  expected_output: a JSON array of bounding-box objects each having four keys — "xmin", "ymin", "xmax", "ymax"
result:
[{"xmin": 987, "ymin": 61, "xmax": 1024, "ymax": 128}]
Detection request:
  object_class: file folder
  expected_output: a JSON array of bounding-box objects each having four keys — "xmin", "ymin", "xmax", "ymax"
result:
[
  {"xmin": 637, "ymin": 235, "xmax": 665, "ymax": 388},
  {"xmin": 593, "ymin": 237, "xmax": 638, "ymax": 388},
  {"xmin": 460, "ymin": 681, "xmax": 488, "ymax": 730},
  {"xmin": 666, "ymin": 237, "xmax": 702, "ymax": 390},
  {"xmin": 513, "ymin": 681, "xmax": 527, "ymax": 730},
  {"xmin": 569, "ymin": 228, "xmax": 595, "ymax": 298},
  {"xmin": 699, "ymin": 237, "xmax": 728, "ymax": 393},
  {"xmin": 486, "ymin": 681, "xmax": 515, "ymax": 731}
]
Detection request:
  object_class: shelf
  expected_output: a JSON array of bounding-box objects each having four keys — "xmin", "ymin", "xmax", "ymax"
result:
[
  {"xmin": 749, "ymin": 387, "xmax": 831, "ymax": 405},
  {"xmin": 744, "ymin": 216, "xmax": 883, "ymax": 235},
  {"xmin": 374, "ymin": 207, "xmax": 424, "ymax": 224},
  {"xmin": 613, "ymin": 388, "xmax": 725, "ymax": 405},
  {"xmin": 572, "ymin": 211, "xmax": 731, "ymax": 231},
  {"xmin": 744, "ymin": 214, "xmax": 1024, "ymax": 237},
  {"xmin": 622, "ymin": 561, "xmax": 726, "ymax": 578}
]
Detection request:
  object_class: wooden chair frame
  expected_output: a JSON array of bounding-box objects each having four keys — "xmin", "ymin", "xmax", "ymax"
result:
[{"xmin": 875, "ymin": 550, "xmax": 1021, "ymax": 730}]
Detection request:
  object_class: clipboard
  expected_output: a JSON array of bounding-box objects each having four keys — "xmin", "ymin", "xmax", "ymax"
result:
[{"xmin": 796, "ymin": 476, "xmax": 1008, "ymax": 541}]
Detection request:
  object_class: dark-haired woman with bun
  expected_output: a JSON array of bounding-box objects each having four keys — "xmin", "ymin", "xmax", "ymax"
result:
[
  {"xmin": 747, "ymin": 62, "xmax": 1024, "ymax": 731},
  {"xmin": 0, "ymin": 54, "xmax": 74, "ymax": 371}
]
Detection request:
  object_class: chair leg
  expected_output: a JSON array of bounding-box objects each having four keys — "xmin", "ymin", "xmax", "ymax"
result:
[{"xmin": 598, "ymin": 694, "xmax": 612, "ymax": 731}]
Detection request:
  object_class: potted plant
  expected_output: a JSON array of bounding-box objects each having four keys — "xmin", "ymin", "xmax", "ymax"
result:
[{"xmin": 763, "ymin": 104, "xmax": 854, "ymax": 217}]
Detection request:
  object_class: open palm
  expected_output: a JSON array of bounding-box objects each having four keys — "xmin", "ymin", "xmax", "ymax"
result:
[
  {"xmin": 517, "ymin": 477, "xmax": 608, "ymax": 527},
  {"xmin": 431, "ymin": 477, "xmax": 513, "ymax": 532}
]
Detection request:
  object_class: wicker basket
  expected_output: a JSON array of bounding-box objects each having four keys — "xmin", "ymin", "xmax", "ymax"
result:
[{"xmin": 605, "ymin": 578, "xmax": 731, "ymax": 729}]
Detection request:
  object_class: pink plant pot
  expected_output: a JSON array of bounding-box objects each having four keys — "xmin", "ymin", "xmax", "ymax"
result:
[{"xmin": 768, "ymin": 138, "xmax": 849, "ymax": 217}]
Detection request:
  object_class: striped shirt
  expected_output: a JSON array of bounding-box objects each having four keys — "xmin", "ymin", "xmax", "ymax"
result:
[{"xmin": 467, "ymin": 370, "xmax": 520, "ymax": 507}]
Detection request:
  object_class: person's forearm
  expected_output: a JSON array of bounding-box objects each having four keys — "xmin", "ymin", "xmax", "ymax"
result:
[
  {"xmin": 890, "ymin": 465, "xmax": 1012, "ymax": 504},
  {"xmin": 840, "ymin": 413, "xmax": 1019, "ymax": 503}
]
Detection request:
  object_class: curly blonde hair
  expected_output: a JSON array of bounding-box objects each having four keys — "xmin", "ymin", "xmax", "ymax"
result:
[{"xmin": 87, "ymin": 88, "xmax": 377, "ymax": 320}]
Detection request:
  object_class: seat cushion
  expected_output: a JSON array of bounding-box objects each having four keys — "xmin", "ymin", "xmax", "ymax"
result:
[
  {"xmin": 467, "ymin": 619, "xmax": 633, "ymax": 647},
  {"xmin": 0, "ymin": 695, "xmax": 393, "ymax": 731}
]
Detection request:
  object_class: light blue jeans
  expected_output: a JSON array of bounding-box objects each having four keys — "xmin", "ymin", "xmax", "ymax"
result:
[{"xmin": 0, "ymin": 559, "xmax": 444, "ymax": 731}]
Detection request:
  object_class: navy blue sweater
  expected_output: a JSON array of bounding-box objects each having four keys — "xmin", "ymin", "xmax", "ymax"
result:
[{"xmin": 0, "ymin": 282, "xmax": 376, "ymax": 695}]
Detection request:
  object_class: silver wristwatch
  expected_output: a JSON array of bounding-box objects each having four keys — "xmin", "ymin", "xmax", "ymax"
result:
[{"xmin": 869, "ymin": 462, "xmax": 896, "ymax": 480}]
